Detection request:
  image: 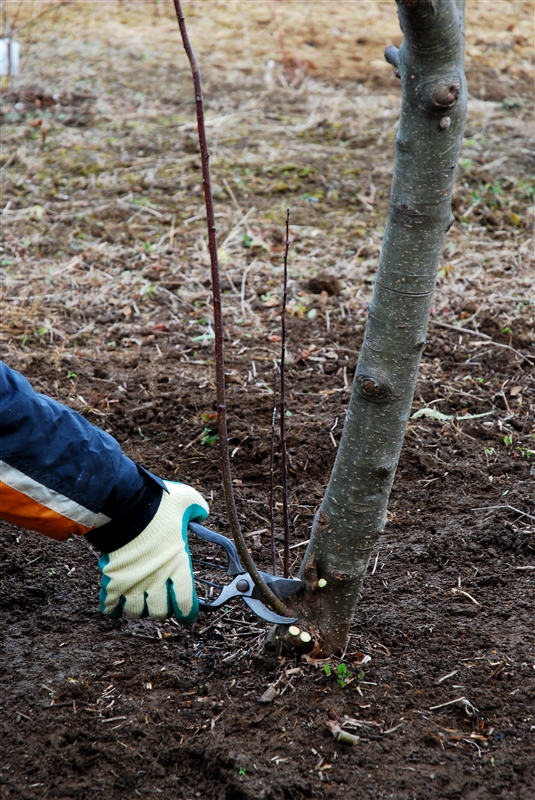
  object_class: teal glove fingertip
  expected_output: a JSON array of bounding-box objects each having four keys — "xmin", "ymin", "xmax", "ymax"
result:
[
  {"xmin": 176, "ymin": 501, "xmax": 207, "ymax": 623},
  {"xmin": 99, "ymin": 553, "xmax": 125, "ymax": 619}
]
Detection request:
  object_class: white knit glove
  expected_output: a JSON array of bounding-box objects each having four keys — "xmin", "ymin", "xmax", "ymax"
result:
[{"xmin": 98, "ymin": 482, "xmax": 208, "ymax": 622}]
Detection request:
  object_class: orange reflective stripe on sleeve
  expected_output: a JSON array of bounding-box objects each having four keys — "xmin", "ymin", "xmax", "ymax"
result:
[
  {"xmin": 0, "ymin": 460, "xmax": 111, "ymax": 541},
  {"xmin": 0, "ymin": 481, "xmax": 93, "ymax": 540}
]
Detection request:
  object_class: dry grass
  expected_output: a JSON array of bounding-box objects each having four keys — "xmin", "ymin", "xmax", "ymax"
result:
[{"xmin": 1, "ymin": 0, "xmax": 533, "ymax": 379}]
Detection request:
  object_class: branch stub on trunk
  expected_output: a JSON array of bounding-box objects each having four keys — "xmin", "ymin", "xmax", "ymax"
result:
[{"xmin": 355, "ymin": 372, "xmax": 394, "ymax": 404}]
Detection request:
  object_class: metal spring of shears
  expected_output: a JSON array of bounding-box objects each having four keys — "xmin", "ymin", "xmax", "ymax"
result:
[{"xmin": 188, "ymin": 521, "xmax": 303, "ymax": 624}]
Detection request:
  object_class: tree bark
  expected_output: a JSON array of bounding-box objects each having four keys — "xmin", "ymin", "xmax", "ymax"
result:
[{"xmin": 283, "ymin": 0, "xmax": 467, "ymax": 655}]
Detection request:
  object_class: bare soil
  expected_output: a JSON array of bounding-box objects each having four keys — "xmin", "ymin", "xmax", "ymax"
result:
[{"xmin": 1, "ymin": 2, "xmax": 534, "ymax": 799}]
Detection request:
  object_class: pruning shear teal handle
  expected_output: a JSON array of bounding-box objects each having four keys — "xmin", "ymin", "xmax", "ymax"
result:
[{"xmin": 188, "ymin": 521, "xmax": 303, "ymax": 624}]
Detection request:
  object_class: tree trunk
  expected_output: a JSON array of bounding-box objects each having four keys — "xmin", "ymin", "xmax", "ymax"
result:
[{"xmin": 283, "ymin": 0, "xmax": 467, "ymax": 655}]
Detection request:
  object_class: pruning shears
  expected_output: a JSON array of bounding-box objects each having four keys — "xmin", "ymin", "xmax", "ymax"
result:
[{"xmin": 188, "ymin": 521, "xmax": 303, "ymax": 624}]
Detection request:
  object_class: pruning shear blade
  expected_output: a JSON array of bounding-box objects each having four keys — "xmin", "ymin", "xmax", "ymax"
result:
[{"xmin": 188, "ymin": 522, "xmax": 303, "ymax": 624}]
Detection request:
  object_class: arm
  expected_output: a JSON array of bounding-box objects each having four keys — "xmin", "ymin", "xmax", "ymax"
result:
[{"xmin": 0, "ymin": 362, "xmax": 208, "ymax": 621}]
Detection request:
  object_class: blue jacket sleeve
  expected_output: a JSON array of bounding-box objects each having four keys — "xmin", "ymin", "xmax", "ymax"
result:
[{"xmin": 0, "ymin": 361, "xmax": 165, "ymax": 547}]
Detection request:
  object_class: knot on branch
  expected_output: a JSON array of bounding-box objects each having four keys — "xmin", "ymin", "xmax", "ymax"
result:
[
  {"xmin": 316, "ymin": 510, "xmax": 330, "ymax": 529},
  {"xmin": 432, "ymin": 80, "xmax": 461, "ymax": 108},
  {"xmin": 413, "ymin": 76, "xmax": 463, "ymax": 115},
  {"xmin": 355, "ymin": 372, "xmax": 393, "ymax": 404},
  {"xmin": 374, "ymin": 464, "xmax": 393, "ymax": 480}
]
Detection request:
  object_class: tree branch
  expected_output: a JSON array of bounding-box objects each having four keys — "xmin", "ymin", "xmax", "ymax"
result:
[
  {"xmin": 269, "ymin": 369, "xmax": 278, "ymax": 575},
  {"xmin": 10, "ymin": 0, "xmax": 73, "ymax": 35},
  {"xmin": 384, "ymin": 45, "xmax": 399, "ymax": 70},
  {"xmin": 171, "ymin": 0, "xmax": 293, "ymax": 619},
  {"xmin": 279, "ymin": 208, "xmax": 291, "ymax": 578}
]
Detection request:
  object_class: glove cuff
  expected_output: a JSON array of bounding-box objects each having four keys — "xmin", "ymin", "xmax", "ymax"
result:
[{"xmin": 86, "ymin": 465, "xmax": 165, "ymax": 552}]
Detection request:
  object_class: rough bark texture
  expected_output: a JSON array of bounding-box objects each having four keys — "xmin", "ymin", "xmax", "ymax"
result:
[{"xmin": 284, "ymin": 0, "xmax": 467, "ymax": 654}]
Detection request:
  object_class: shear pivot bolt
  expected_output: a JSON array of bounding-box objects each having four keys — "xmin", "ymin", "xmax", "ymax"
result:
[{"xmin": 236, "ymin": 579, "xmax": 250, "ymax": 593}]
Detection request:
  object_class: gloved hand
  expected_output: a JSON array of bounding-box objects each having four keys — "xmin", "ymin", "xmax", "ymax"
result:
[{"xmin": 98, "ymin": 481, "xmax": 208, "ymax": 622}]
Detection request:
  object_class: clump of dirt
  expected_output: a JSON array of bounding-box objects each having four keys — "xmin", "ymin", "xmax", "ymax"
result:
[
  {"xmin": 307, "ymin": 272, "xmax": 341, "ymax": 296},
  {"xmin": 1, "ymin": 2, "xmax": 534, "ymax": 799}
]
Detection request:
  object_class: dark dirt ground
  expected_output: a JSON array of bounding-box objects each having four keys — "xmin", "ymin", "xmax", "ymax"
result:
[{"xmin": 1, "ymin": 2, "xmax": 534, "ymax": 799}]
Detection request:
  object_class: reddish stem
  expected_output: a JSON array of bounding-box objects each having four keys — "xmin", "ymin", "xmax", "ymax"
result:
[
  {"xmin": 10, "ymin": 0, "xmax": 72, "ymax": 35},
  {"xmin": 280, "ymin": 209, "xmax": 291, "ymax": 578},
  {"xmin": 267, "ymin": 0, "xmax": 294, "ymax": 83},
  {"xmin": 172, "ymin": 0, "xmax": 292, "ymax": 618},
  {"xmin": 269, "ymin": 369, "xmax": 278, "ymax": 575}
]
